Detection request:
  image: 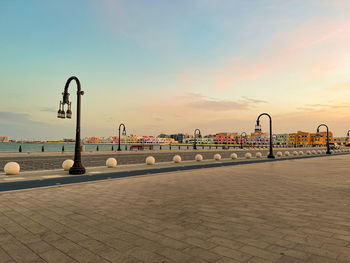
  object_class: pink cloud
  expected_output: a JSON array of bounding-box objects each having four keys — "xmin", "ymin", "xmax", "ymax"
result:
[{"xmin": 178, "ymin": 17, "xmax": 350, "ymax": 92}]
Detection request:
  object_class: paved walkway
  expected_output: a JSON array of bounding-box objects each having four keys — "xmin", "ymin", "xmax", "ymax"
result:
[{"xmin": 0, "ymin": 155, "xmax": 350, "ymax": 263}]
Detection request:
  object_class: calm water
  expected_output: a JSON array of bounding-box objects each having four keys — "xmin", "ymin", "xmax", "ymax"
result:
[{"xmin": 0, "ymin": 142, "xmax": 200, "ymax": 153}]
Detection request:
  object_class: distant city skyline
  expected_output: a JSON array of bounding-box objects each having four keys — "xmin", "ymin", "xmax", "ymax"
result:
[{"xmin": 1, "ymin": 0, "xmax": 350, "ymax": 140}]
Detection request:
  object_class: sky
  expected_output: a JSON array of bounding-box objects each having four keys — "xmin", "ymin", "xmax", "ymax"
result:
[{"xmin": 1, "ymin": 0, "xmax": 350, "ymax": 140}]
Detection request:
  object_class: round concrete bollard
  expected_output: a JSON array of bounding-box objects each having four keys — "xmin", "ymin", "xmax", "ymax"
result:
[
  {"xmin": 106, "ymin": 158, "xmax": 117, "ymax": 168},
  {"xmin": 146, "ymin": 156, "xmax": 155, "ymax": 165},
  {"xmin": 311, "ymin": 150, "xmax": 317, "ymax": 154},
  {"xmin": 298, "ymin": 151, "xmax": 304, "ymax": 156},
  {"xmin": 276, "ymin": 151, "xmax": 283, "ymax": 157},
  {"xmin": 306, "ymin": 151, "xmax": 312, "ymax": 155},
  {"xmin": 62, "ymin": 159, "xmax": 74, "ymax": 171},
  {"xmin": 322, "ymin": 150, "xmax": 327, "ymax": 154},
  {"xmin": 284, "ymin": 151, "xmax": 290, "ymax": 156},
  {"xmin": 317, "ymin": 150, "xmax": 322, "ymax": 154},
  {"xmin": 173, "ymin": 155, "xmax": 182, "ymax": 163},
  {"xmin": 245, "ymin": 153, "xmax": 252, "ymax": 159},
  {"xmin": 214, "ymin": 153, "xmax": 221, "ymax": 161},
  {"xmin": 4, "ymin": 162, "xmax": 20, "ymax": 175},
  {"xmin": 255, "ymin": 152, "xmax": 262, "ymax": 158},
  {"xmin": 195, "ymin": 154, "xmax": 203, "ymax": 162},
  {"xmin": 230, "ymin": 153, "xmax": 238, "ymax": 160},
  {"xmin": 293, "ymin": 151, "xmax": 298, "ymax": 156}
]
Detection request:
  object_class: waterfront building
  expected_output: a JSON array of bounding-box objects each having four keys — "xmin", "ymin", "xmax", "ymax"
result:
[
  {"xmin": 170, "ymin": 133, "xmax": 187, "ymax": 143},
  {"xmin": 311, "ymin": 131, "xmax": 334, "ymax": 145},
  {"xmin": 288, "ymin": 133, "xmax": 297, "ymax": 145},
  {"xmin": 334, "ymin": 137, "xmax": 347, "ymax": 145},
  {"xmin": 296, "ymin": 131, "xmax": 311, "ymax": 146},
  {"xmin": 214, "ymin": 133, "xmax": 236, "ymax": 144},
  {"xmin": 0, "ymin": 136, "xmax": 9, "ymax": 143},
  {"xmin": 247, "ymin": 132, "xmax": 269, "ymax": 145},
  {"xmin": 274, "ymin": 134, "xmax": 288, "ymax": 146},
  {"xmin": 183, "ymin": 137, "xmax": 213, "ymax": 144}
]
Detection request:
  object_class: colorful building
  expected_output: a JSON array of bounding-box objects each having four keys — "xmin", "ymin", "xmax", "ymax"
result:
[
  {"xmin": 273, "ymin": 134, "xmax": 288, "ymax": 145},
  {"xmin": 214, "ymin": 133, "xmax": 237, "ymax": 144},
  {"xmin": 247, "ymin": 132, "xmax": 269, "ymax": 145}
]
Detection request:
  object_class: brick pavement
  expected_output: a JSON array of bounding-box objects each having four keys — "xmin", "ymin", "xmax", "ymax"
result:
[{"xmin": 0, "ymin": 155, "xmax": 349, "ymax": 262}]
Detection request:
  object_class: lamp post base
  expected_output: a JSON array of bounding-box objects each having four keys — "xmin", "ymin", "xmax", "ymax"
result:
[
  {"xmin": 69, "ymin": 166, "xmax": 86, "ymax": 175},
  {"xmin": 117, "ymin": 149, "xmax": 122, "ymax": 151},
  {"xmin": 267, "ymin": 154, "xmax": 275, "ymax": 159}
]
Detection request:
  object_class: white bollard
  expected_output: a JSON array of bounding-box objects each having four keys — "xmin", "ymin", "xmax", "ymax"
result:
[
  {"xmin": 146, "ymin": 156, "xmax": 155, "ymax": 165},
  {"xmin": 214, "ymin": 154, "xmax": 221, "ymax": 161},
  {"xmin": 230, "ymin": 153, "xmax": 238, "ymax": 160},
  {"xmin": 284, "ymin": 151, "xmax": 290, "ymax": 156},
  {"xmin": 245, "ymin": 153, "xmax": 252, "ymax": 159},
  {"xmin": 293, "ymin": 151, "xmax": 298, "ymax": 156},
  {"xmin": 306, "ymin": 151, "xmax": 312, "ymax": 155},
  {"xmin": 106, "ymin": 158, "xmax": 117, "ymax": 168},
  {"xmin": 317, "ymin": 150, "xmax": 322, "ymax": 154},
  {"xmin": 173, "ymin": 155, "xmax": 182, "ymax": 163},
  {"xmin": 322, "ymin": 150, "xmax": 327, "ymax": 154},
  {"xmin": 311, "ymin": 150, "xmax": 317, "ymax": 155},
  {"xmin": 195, "ymin": 154, "xmax": 203, "ymax": 162},
  {"xmin": 4, "ymin": 162, "xmax": 20, "ymax": 175},
  {"xmin": 255, "ymin": 152, "xmax": 262, "ymax": 158},
  {"xmin": 298, "ymin": 151, "xmax": 304, "ymax": 156},
  {"xmin": 62, "ymin": 159, "xmax": 74, "ymax": 171},
  {"xmin": 276, "ymin": 151, "xmax": 283, "ymax": 157}
]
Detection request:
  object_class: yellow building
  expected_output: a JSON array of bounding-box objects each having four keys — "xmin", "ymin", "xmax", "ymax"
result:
[
  {"xmin": 288, "ymin": 133, "xmax": 297, "ymax": 145},
  {"xmin": 296, "ymin": 131, "xmax": 311, "ymax": 145},
  {"xmin": 310, "ymin": 131, "xmax": 334, "ymax": 145}
]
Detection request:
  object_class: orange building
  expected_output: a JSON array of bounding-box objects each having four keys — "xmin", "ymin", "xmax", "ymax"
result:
[
  {"xmin": 287, "ymin": 131, "xmax": 334, "ymax": 146},
  {"xmin": 310, "ymin": 131, "xmax": 334, "ymax": 145},
  {"xmin": 296, "ymin": 131, "xmax": 311, "ymax": 145}
]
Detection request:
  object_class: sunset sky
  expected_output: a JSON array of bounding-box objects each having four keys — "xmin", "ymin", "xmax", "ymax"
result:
[{"xmin": 1, "ymin": 0, "xmax": 350, "ymax": 139}]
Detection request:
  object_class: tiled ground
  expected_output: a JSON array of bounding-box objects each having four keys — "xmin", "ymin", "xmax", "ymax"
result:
[{"xmin": 0, "ymin": 155, "xmax": 350, "ymax": 263}]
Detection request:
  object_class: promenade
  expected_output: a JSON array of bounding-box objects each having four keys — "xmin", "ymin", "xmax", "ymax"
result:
[{"xmin": 0, "ymin": 155, "xmax": 349, "ymax": 263}]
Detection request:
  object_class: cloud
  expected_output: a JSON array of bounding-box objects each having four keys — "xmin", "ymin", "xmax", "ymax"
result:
[
  {"xmin": 187, "ymin": 96, "xmax": 266, "ymax": 111},
  {"xmin": 40, "ymin": 107, "xmax": 57, "ymax": 113},
  {"xmin": 0, "ymin": 112, "xmax": 70, "ymax": 140}
]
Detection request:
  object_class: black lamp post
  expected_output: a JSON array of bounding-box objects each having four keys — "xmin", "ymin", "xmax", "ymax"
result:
[
  {"xmin": 240, "ymin": 132, "xmax": 247, "ymax": 149},
  {"xmin": 193, "ymin": 129, "xmax": 201, "ymax": 150},
  {"xmin": 57, "ymin": 76, "xmax": 85, "ymax": 175},
  {"xmin": 256, "ymin": 113, "xmax": 274, "ymax": 158},
  {"xmin": 317, "ymin": 124, "xmax": 331, "ymax": 154},
  {"xmin": 117, "ymin": 123, "xmax": 126, "ymax": 151}
]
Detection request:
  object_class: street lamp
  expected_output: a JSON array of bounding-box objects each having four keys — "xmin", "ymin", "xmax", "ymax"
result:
[
  {"xmin": 57, "ymin": 76, "xmax": 86, "ymax": 175},
  {"xmin": 193, "ymin": 129, "xmax": 201, "ymax": 150},
  {"xmin": 256, "ymin": 113, "xmax": 274, "ymax": 158},
  {"xmin": 317, "ymin": 124, "xmax": 331, "ymax": 154},
  {"xmin": 240, "ymin": 132, "xmax": 247, "ymax": 149},
  {"xmin": 117, "ymin": 123, "xmax": 126, "ymax": 151}
]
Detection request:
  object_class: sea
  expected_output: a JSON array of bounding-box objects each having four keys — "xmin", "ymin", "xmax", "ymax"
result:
[{"xmin": 0, "ymin": 142, "xmax": 194, "ymax": 153}]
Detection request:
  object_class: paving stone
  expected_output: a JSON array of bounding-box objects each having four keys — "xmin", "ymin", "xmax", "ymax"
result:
[{"xmin": 0, "ymin": 155, "xmax": 350, "ymax": 262}]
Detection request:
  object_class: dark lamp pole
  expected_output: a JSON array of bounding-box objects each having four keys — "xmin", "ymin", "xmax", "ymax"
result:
[
  {"xmin": 57, "ymin": 76, "xmax": 85, "ymax": 175},
  {"xmin": 118, "ymin": 123, "xmax": 126, "ymax": 151},
  {"xmin": 317, "ymin": 124, "xmax": 331, "ymax": 154},
  {"xmin": 240, "ymin": 132, "xmax": 247, "ymax": 149},
  {"xmin": 193, "ymin": 129, "xmax": 201, "ymax": 150},
  {"xmin": 256, "ymin": 113, "xmax": 274, "ymax": 158}
]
